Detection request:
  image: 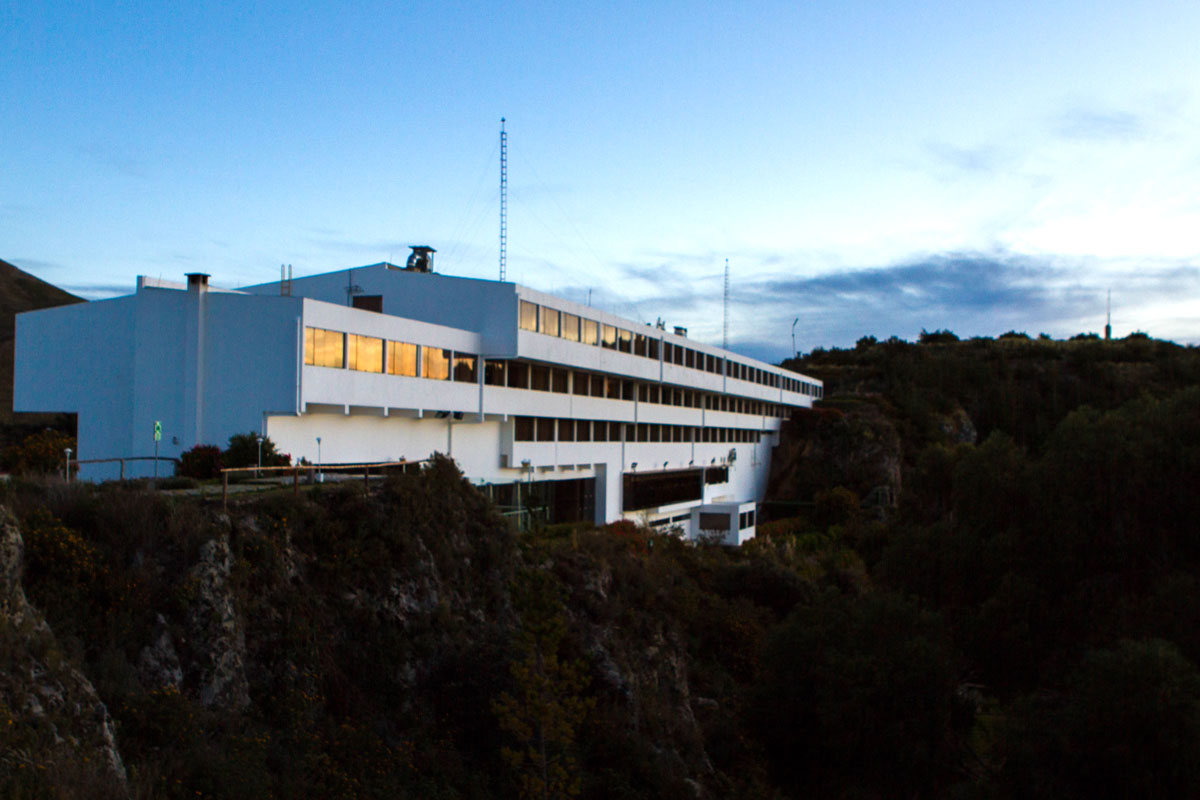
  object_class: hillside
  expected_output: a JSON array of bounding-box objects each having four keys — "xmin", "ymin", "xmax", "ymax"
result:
[
  {"xmin": 0, "ymin": 258, "xmax": 84, "ymax": 424},
  {"xmin": 2, "ymin": 332, "xmax": 1199, "ymax": 799}
]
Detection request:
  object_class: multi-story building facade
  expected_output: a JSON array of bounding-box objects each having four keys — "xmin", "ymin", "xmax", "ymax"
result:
[{"xmin": 15, "ymin": 258, "xmax": 822, "ymax": 544}]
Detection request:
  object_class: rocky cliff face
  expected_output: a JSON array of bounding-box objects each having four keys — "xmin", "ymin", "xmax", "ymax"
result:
[
  {"xmin": 2, "ymin": 464, "xmax": 738, "ymax": 798},
  {"xmin": 0, "ymin": 507, "xmax": 127, "ymax": 797}
]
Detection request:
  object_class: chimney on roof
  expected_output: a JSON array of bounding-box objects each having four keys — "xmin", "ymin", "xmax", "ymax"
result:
[
  {"xmin": 186, "ymin": 273, "xmax": 210, "ymax": 293},
  {"xmin": 405, "ymin": 246, "xmax": 436, "ymax": 273}
]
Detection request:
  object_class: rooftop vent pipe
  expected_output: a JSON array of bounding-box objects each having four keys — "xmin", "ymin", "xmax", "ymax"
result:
[
  {"xmin": 405, "ymin": 246, "xmax": 436, "ymax": 273},
  {"xmin": 186, "ymin": 273, "xmax": 210, "ymax": 292}
]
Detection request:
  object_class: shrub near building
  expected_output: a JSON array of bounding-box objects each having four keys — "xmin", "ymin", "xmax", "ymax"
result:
[{"xmin": 177, "ymin": 434, "xmax": 289, "ymax": 480}]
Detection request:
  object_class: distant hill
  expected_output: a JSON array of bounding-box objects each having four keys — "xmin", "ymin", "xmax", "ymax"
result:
[{"xmin": 0, "ymin": 258, "xmax": 84, "ymax": 422}]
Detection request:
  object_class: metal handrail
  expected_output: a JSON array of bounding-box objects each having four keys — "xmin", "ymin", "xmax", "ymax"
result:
[{"xmin": 219, "ymin": 459, "xmax": 428, "ymax": 508}]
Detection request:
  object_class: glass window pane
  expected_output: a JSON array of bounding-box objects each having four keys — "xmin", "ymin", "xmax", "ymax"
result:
[
  {"xmin": 304, "ymin": 326, "xmax": 316, "ymax": 365},
  {"xmin": 388, "ymin": 341, "xmax": 418, "ymax": 376},
  {"xmin": 561, "ymin": 313, "xmax": 580, "ymax": 342},
  {"xmin": 531, "ymin": 365, "xmax": 550, "ymax": 391},
  {"xmin": 558, "ymin": 418, "xmax": 575, "ymax": 442},
  {"xmin": 552, "ymin": 368, "xmax": 569, "ymax": 393},
  {"xmin": 452, "ymin": 354, "xmax": 476, "ymax": 382},
  {"xmin": 581, "ymin": 319, "xmax": 599, "ymax": 345},
  {"xmin": 484, "ymin": 359, "xmax": 506, "ymax": 386},
  {"xmin": 536, "ymin": 417, "xmax": 555, "ymax": 442},
  {"xmin": 572, "ymin": 370, "xmax": 590, "ymax": 395},
  {"xmin": 540, "ymin": 307, "xmax": 560, "ymax": 337},
  {"xmin": 618, "ymin": 328, "xmax": 632, "ymax": 353},
  {"xmin": 349, "ymin": 334, "xmax": 383, "ymax": 373},
  {"xmin": 423, "ymin": 347, "xmax": 450, "ymax": 380},
  {"xmin": 601, "ymin": 324, "xmax": 617, "ymax": 349},
  {"xmin": 515, "ymin": 416, "xmax": 534, "ymax": 441},
  {"xmin": 313, "ymin": 328, "xmax": 344, "ymax": 368},
  {"xmin": 520, "ymin": 300, "xmax": 539, "ymax": 331},
  {"xmin": 507, "ymin": 361, "xmax": 529, "ymax": 388}
]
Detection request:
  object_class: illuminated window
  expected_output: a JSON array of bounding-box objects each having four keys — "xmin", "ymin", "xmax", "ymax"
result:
[
  {"xmin": 519, "ymin": 300, "xmax": 539, "ymax": 331},
  {"xmin": 561, "ymin": 313, "xmax": 580, "ymax": 341},
  {"xmin": 305, "ymin": 327, "xmax": 345, "ymax": 368},
  {"xmin": 581, "ymin": 318, "xmax": 599, "ymax": 345},
  {"xmin": 347, "ymin": 334, "xmax": 383, "ymax": 373},
  {"xmin": 387, "ymin": 341, "xmax": 419, "ymax": 377},
  {"xmin": 452, "ymin": 354, "xmax": 477, "ymax": 382},
  {"xmin": 601, "ymin": 324, "xmax": 617, "ymax": 349},
  {"xmin": 423, "ymin": 347, "xmax": 450, "ymax": 380},
  {"xmin": 540, "ymin": 307, "xmax": 560, "ymax": 337}
]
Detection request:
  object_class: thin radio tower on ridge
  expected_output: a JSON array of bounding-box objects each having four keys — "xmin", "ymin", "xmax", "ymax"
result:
[
  {"xmin": 1105, "ymin": 289, "xmax": 1112, "ymax": 340},
  {"xmin": 723, "ymin": 258, "xmax": 730, "ymax": 349},
  {"xmin": 499, "ymin": 118, "xmax": 508, "ymax": 282}
]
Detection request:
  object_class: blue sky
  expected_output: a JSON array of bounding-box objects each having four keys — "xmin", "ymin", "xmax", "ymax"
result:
[{"xmin": 4, "ymin": 1, "xmax": 1199, "ymax": 361}]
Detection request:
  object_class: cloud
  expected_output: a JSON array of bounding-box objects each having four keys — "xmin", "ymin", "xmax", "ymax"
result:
[
  {"xmin": 923, "ymin": 142, "xmax": 1011, "ymax": 177},
  {"xmin": 548, "ymin": 248, "xmax": 1200, "ymax": 362},
  {"xmin": 59, "ymin": 283, "xmax": 132, "ymax": 299},
  {"xmin": 1056, "ymin": 107, "xmax": 1149, "ymax": 142}
]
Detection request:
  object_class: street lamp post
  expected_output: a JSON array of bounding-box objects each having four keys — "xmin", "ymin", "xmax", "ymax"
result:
[
  {"xmin": 64, "ymin": 448, "xmax": 72, "ymax": 482},
  {"xmin": 791, "ymin": 317, "xmax": 799, "ymax": 360},
  {"xmin": 316, "ymin": 437, "xmax": 322, "ymax": 483}
]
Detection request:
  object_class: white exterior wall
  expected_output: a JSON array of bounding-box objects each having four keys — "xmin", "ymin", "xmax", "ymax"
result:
[
  {"xmin": 16, "ymin": 285, "xmax": 303, "ymax": 479},
  {"xmin": 15, "ymin": 266, "xmax": 823, "ymax": 541}
]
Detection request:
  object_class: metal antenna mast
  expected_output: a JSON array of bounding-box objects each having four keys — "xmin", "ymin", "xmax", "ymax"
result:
[
  {"xmin": 1105, "ymin": 288, "xmax": 1112, "ymax": 340},
  {"xmin": 723, "ymin": 258, "xmax": 730, "ymax": 349},
  {"xmin": 499, "ymin": 118, "xmax": 508, "ymax": 282}
]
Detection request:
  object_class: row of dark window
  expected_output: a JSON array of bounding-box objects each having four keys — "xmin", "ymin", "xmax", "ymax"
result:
[
  {"xmin": 518, "ymin": 299, "xmax": 820, "ymax": 396},
  {"xmin": 513, "ymin": 417, "xmax": 764, "ymax": 445},
  {"xmin": 486, "ymin": 360, "xmax": 787, "ymax": 416}
]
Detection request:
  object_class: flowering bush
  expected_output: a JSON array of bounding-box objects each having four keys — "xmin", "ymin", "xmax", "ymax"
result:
[{"xmin": 178, "ymin": 444, "xmax": 222, "ymax": 479}]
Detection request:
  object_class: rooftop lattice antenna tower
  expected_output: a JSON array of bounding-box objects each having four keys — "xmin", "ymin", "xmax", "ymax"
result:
[
  {"xmin": 499, "ymin": 117, "xmax": 508, "ymax": 282},
  {"xmin": 723, "ymin": 258, "xmax": 730, "ymax": 349}
]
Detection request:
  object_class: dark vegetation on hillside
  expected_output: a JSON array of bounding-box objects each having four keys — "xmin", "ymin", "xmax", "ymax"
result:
[{"xmin": 1, "ymin": 331, "xmax": 1198, "ymax": 799}]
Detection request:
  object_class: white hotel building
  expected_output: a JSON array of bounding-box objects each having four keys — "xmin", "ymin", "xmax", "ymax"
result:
[{"xmin": 15, "ymin": 255, "xmax": 822, "ymax": 544}]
